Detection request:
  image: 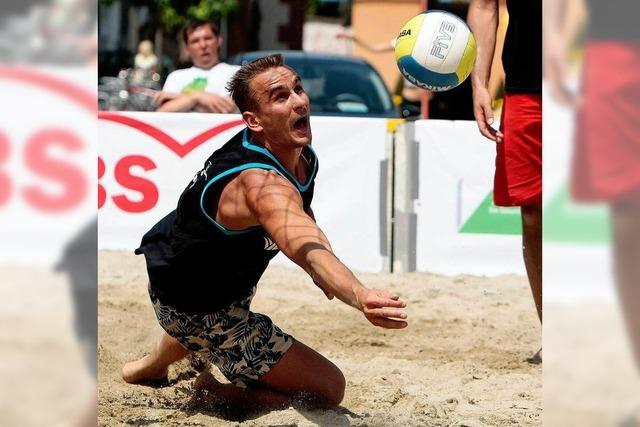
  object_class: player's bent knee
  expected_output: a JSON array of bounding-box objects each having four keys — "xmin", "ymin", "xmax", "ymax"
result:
[
  {"xmin": 331, "ymin": 369, "xmax": 346, "ymax": 406},
  {"xmin": 298, "ymin": 365, "xmax": 345, "ymax": 409},
  {"xmin": 318, "ymin": 366, "xmax": 345, "ymax": 408}
]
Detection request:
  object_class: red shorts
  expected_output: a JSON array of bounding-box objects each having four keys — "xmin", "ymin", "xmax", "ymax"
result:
[
  {"xmin": 494, "ymin": 92, "xmax": 542, "ymax": 206},
  {"xmin": 572, "ymin": 41, "xmax": 640, "ymax": 202}
]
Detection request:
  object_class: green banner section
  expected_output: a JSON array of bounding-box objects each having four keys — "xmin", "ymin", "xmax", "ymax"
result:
[
  {"xmin": 459, "ymin": 192, "xmax": 522, "ymax": 235},
  {"xmin": 543, "ymin": 184, "xmax": 610, "ymax": 244},
  {"xmin": 459, "ymin": 185, "xmax": 610, "ymax": 243}
]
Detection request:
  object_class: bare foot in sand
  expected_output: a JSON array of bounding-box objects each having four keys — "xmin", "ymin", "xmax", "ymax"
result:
[
  {"xmin": 190, "ymin": 372, "xmax": 231, "ymax": 406},
  {"xmin": 121, "ymin": 354, "xmax": 169, "ymax": 385},
  {"xmin": 526, "ymin": 347, "xmax": 542, "ymax": 365},
  {"xmin": 189, "ymin": 371, "xmax": 245, "ymax": 417}
]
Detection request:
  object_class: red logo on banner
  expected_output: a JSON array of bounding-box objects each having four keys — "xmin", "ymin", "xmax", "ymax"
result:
[
  {"xmin": 98, "ymin": 112, "xmax": 245, "ymax": 213},
  {"xmin": 0, "ymin": 67, "xmax": 94, "ymax": 213}
]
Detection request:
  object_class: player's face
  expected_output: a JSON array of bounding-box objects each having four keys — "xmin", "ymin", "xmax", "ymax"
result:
[
  {"xmin": 250, "ymin": 66, "xmax": 311, "ymax": 147},
  {"xmin": 185, "ymin": 25, "xmax": 221, "ymax": 69}
]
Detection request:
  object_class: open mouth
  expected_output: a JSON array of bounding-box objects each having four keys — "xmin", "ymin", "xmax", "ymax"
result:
[{"xmin": 293, "ymin": 115, "xmax": 308, "ymax": 133}]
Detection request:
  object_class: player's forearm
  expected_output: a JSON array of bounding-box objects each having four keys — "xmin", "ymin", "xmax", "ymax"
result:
[
  {"xmin": 156, "ymin": 93, "xmax": 198, "ymax": 112},
  {"xmin": 304, "ymin": 249, "xmax": 365, "ymax": 310},
  {"xmin": 279, "ymin": 225, "xmax": 360, "ymax": 307},
  {"xmin": 468, "ymin": 0, "xmax": 499, "ymax": 89}
]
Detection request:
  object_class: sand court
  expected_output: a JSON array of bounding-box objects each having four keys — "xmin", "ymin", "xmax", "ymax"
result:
[{"xmin": 98, "ymin": 250, "xmax": 541, "ymax": 426}]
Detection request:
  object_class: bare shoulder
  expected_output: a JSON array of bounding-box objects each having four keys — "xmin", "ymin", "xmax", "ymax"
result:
[
  {"xmin": 238, "ymin": 168, "xmax": 302, "ymax": 209},
  {"xmin": 238, "ymin": 168, "xmax": 296, "ymax": 192}
]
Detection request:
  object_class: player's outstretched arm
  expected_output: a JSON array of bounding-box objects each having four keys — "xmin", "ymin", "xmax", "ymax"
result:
[{"xmin": 242, "ymin": 170, "xmax": 408, "ymax": 329}]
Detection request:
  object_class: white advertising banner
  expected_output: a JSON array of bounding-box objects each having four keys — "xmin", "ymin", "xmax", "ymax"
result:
[
  {"xmin": 0, "ymin": 67, "xmax": 96, "ymax": 266},
  {"xmin": 412, "ymin": 120, "xmax": 526, "ymax": 276},
  {"xmin": 296, "ymin": 116, "xmax": 388, "ymax": 272},
  {"xmin": 98, "ymin": 113, "xmax": 388, "ymax": 272}
]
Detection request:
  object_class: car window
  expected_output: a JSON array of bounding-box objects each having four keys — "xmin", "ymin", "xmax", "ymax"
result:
[
  {"xmin": 288, "ymin": 59, "xmax": 394, "ymax": 115},
  {"xmin": 231, "ymin": 54, "xmax": 396, "ymax": 117}
]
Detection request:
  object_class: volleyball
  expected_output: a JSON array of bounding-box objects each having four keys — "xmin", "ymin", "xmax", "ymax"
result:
[{"xmin": 395, "ymin": 10, "xmax": 477, "ymax": 92}]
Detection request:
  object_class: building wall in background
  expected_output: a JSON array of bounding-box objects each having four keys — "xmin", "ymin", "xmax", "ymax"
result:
[
  {"xmin": 352, "ymin": 0, "xmax": 421, "ymax": 91},
  {"xmin": 256, "ymin": 0, "xmax": 290, "ymax": 50},
  {"xmin": 227, "ymin": 0, "xmax": 304, "ymax": 56},
  {"xmin": 303, "ymin": 18, "xmax": 350, "ymax": 55}
]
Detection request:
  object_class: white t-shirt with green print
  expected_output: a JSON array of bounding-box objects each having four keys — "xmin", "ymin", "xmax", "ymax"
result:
[{"xmin": 162, "ymin": 63, "xmax": 240, "ymax": 95}]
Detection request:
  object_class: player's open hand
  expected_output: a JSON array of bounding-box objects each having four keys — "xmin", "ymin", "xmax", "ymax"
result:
[
  {"xmin": 356, "ymin": 288, "xmax": 408, "ymax": 329},
  {"xmin": 472, "ymin": 85, "xmax": 504, "ymax": 143}
]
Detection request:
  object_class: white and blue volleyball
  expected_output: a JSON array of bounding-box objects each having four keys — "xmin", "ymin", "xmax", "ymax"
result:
[{"xmin": 395, "ymin": 10, "xmax": 477, "ymax": 92}]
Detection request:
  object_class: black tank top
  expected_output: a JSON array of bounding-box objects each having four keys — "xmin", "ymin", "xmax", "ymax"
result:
[
  {"xmin": 135, "ymin": 128, "xmax": 318, "ymax": 314},
  {"xmin": 502, "ymin": 0, "xmax": 542, "ymax": 93}
]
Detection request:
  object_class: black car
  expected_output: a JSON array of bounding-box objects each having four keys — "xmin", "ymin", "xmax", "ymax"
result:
[{"xmin": 228, "ymin": 50, "xmax": 399, "ymax": 118}]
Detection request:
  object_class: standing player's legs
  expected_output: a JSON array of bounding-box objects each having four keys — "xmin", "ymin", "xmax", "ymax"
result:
[
  {"xmin": 611, "ymin": 197, "xmax": 640, "ymax": 425},
  {"xmin": 192, "ymin": 340, "xmax": 345, "ymax": 413},
  {"xmin": 612, "ymin": 197, "xmax": 640, "ymax": 370},
  {"xmin": 122, "ymin": 332, "xmax": 190, "ymax": 384},
  {"xmin": 495, "ymin": 92, "xmax": 543, "ymax": 327},
  {"xmin": 521, "ymin": 204, "xmax": 542, "ymax": 322}
]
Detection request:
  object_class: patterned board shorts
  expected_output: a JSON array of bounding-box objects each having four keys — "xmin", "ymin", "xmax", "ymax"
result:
[{"xmin": 149, "ymin": 285, "xmax": 293, "ymax": 388}]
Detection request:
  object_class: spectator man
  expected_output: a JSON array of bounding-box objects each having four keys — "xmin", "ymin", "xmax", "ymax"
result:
[{"xmin": 154, "ymin": 20, "xmax": 239, "ymax": 113}]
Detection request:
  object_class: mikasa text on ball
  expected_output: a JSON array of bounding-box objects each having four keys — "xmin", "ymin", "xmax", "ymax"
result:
[{"xmin": 395, "ymin": 10, "xmax": 477, "ymax": 92}]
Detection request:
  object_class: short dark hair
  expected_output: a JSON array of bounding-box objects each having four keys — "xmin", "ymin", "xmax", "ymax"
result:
[
  {"xmin": 226, "ymin": 54, "xmax": 296, "ymax": 113},
  {"xmin": 182, "ymin": 20, "xmax": 219, "ymax": 44}
]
